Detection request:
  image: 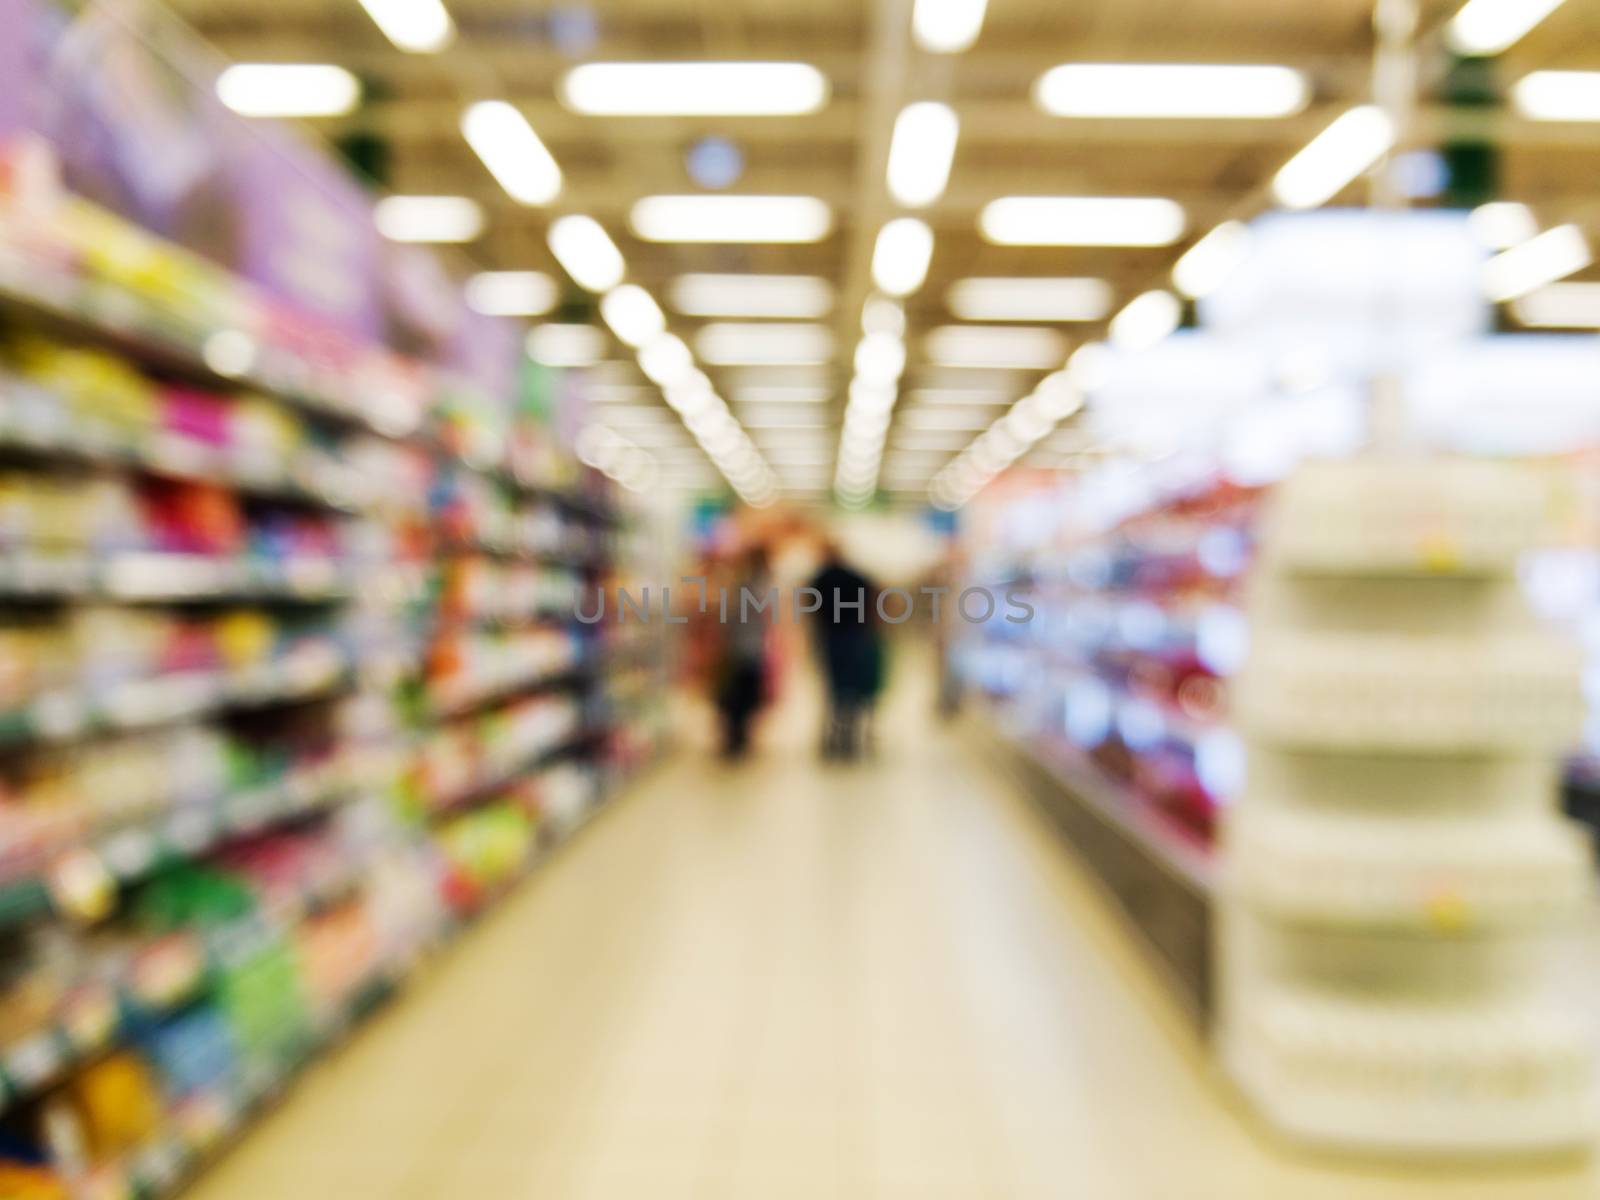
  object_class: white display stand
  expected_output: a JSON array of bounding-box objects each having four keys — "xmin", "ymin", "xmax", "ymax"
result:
[{"xmin": 1212, "ymin": 212, "xmax": 1598, "ymax": 1156}]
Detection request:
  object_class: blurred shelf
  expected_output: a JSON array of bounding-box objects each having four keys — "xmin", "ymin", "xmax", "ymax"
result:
[
  {"xmin": 424, "ymin": 728, "xmax": 587, "ymax": 821},
  {"xmin": 0, "ymin": 265, "xmax": 397, "ymax": 437},
  {"xmin": 0, "ymin": 644, "xmax": 351, "ymax": 749},
  {"xmin": 426, "ymin": 661, "xmax": 589, "ymax": 721},
  {"xmin": 0, "ymin": 552, "xmax": 350, "ymax": 602},
  {"xmin": 0, "ymin": 768, "xmax": 355, "ymax": 930}
]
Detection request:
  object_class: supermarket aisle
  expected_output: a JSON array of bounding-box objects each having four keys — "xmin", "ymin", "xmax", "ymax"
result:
[{"xmin": 188, "ymin": 651, "xmax": 1597, "ymax": 1200}]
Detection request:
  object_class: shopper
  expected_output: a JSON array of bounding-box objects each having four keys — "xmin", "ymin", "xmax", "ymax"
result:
[
  {"xmin": 807, "ymin": 541, "xmax": 878, "ymax": 760},
  {"xmin": 712, "ymin": 545, "xmax": 772, "ymax": 759}
]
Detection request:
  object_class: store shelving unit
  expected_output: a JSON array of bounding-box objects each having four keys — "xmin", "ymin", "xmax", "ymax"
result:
[{"xmin": 0, "ymin": 168, "xmax": 665, "ymax": 1197}]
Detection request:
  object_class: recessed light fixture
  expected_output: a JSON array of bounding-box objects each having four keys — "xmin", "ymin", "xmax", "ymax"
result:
[
  {"xmin": 1482, "ymin": 224, "xmax": 1591, "ymax": 301},
  {"xmin": 946, "ymin": 277, "xmax": 1111, "ymax": 322},
  {"xmin": 1171, "ymin": 221, "xmax": 1252, "ymax": 299},
  {"xmin": 887, "ymin": 102, "xmax": 959, "ymax": 208},
  {"xmin": 465, "ymin": 271, "xmax": 557, "ymax": 316},
  {"xmin": 979, "ymin": 197, "xmax": 1185, "ymax": 246},
  {"xmin": 600, "ymin": 285, "xmax": 667, "ymax": 348},
  {"xmin": 1468, "ymin": 202, "xmax": 1538, "ymax": 250},
  {"xmin": 695, "ymin": 323, "xmax": 836, "ymax": 366},
  {"xmin": 925, "ymin": 325, "xmax": 1066, "ymax": 369},
  {"xmin": 1511, "ymin": 282, "xmax": 1600, "ymax": 327},
  {"xmin": 1035, "ymin": 63, "xmax": 1307, "ymax": 119},
  {"xmin": 547, "ymin": 215, "xmax": 626, "ymax": 292},
  {"xmin": 357, "ymin": 0, "xmax": 454, "ymax": 52},
  {"xmin": 1448, "ymin": 0, "xmax": 1568, "ymax": 57},
  {"xmin": 1513, "ymin": 70, "xmax": 1600, "ymax": 121},
  {"xmin": 559, "ymin": 62, "xmax": 829, "ymax": 116},
  {"xmin": 216, "ymin": 64, "xmax": 361, "ymax": 118},
  {"xmin": 1272, "ymin": 105, "xmax": 1394, "ymax": 210},
  {"xmin": 872, "ymin": 219, "xmax": 935, "ymax": 296},
  {"xmin": 637, "ymin": 334, "xmax": 696, "ymax": 387},
  {"xmin": 670, "ymin": 274, "xmax": 832, "ymax": 318},
  {"xmin": 631, "ymin": 196, "xmax": 832, "ymax": 243},
  {"xmin": 374, "ymin": 195, "xmax": 483, "ymax": 242},
  {"xmin": 461, "ymin": 101, "xmax": 561, "ymax": 205},
  {"xmin": 913, "ymin": 0, "xmax": 988, "ymax": 53},
  {"xmin": 527, "ymin": 323, "xmax": 604, "ymax": 367},
  {"xmin": 1109, "ymin": 291, "xmax": 1182, "ymax": 350}
]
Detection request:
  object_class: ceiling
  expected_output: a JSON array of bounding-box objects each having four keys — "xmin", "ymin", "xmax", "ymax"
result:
[{"xmin": 169, "ymin": 0, "xmax": 1600, "ymax": 503}]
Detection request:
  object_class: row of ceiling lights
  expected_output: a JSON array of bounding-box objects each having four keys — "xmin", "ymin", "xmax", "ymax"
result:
[{"xmin": 213, "ymin": 0, "xmax": 1587, "ymax": 508}]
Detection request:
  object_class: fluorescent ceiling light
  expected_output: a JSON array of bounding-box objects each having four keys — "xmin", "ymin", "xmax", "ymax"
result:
[
  {"xmin": 855, "ymin": 332, "xmax": 908, "ymax": 384},
  {"xmin": 1272, "ymin": 105, "xmax": 1394, "ymax": 210},
  {"xmin": 547, "ymin": 215, "xmax": 625, "ymax": 292},
  {"xmin": 614, "ymin": 425, "xmax": 694, "ymax": 448},
  {"xmin": 732, "ymin": 386, "xmax": 831, "ymax": 405},
  {"xmin": 891, "ymin": 430, "xmax": 976, "ymax": 451},
  {"xmin": 750, "ymin": 427, "xmax": 833, "ymax": 446},
  {"xmin": 862, "ymin": 296, "xmax": 906, "ymax": 337},
  {"xmin": 216, "ymin": 64, "xmax": 360, "ymax": 118},
  {"xmin": 595, "ymin": 405, "xmax": 675, "ymax": 426},
  {"xmin": 1469, "ymin": 202, "xmax": 1537, "ymax": 250},
  {"xmin": 737, "ymin": 404, "xmax": 830, "ymax": 428},
  {"xmin": 560, "ymin": 62, "xmax": 828, "ymax": 116},
  {"xmin": 899, "ymin": 407, "xmax": 994, "ymax": 431},
  {"xmin": 631, "ymin": 196, "xmax": 832, "ymax": 243},
  {"xmin": 1482, "ymin": 224, "xmax": 1591, "ymax": 301},
  {"xmin": 357, "ymin": 0, "xmax": 454, "ymax": 53},
  {"xmin": 1510, "ymin": 282, "xmax": 1600, "ymax": 327},
  {"xmin": 872, "ymin": 218, "xmax": 935, "ymax": 296},
  {"xmin": 461, "ymin": 101, "xmax": 561, "ymax": 205},
  {"xmin": 907, "ymin": 388, "xmax": 1013, "ymax": 406},
  {"xmin": 887, "ymin": 102, "xmax": 959, "ymax": 208},
  {"xmin": 946, "ymin": 277, "xmax": 1110, "ymax": 322},
  {"xmin": 600, "ymin": 285, "xmax": 666, "ymax": 348},
  {"xmin": 925, "ymin": 325, "xmax": 1066, "ymax": 369},
  {"xmin": 762, "ymin": 447, "xmax": 834, "ymax": 466},
  {"xmin": 637, "ymin": 334, "xmax": 695, "ymax": 387},
  {"xmin": 670, "ymin": 274, "xmax": 832, "ymax": 318},
  {"xmin": 1448, "ymin": 0, "xmax": 1567, "ymax": 56},
  {"xmin": 1172, "ymin": 221, "xmax": 1252, "ymax": 299},
  {"xmin": 374, "ymin": 195, "xmax": 482, "ymax": 242},
  {"xmin": 1513, "ymin": 71, "xmax": 1600, "ymax": 121},
  {"xmin": 1109, "ymin": 290, "xmax": 1181, "ymax": 350},
  {"xmin": 1034, "ymin": 63, "xmax": 1307, "ymax": 119},
  {"xmin": 466, "ymin": 271, "xmax": 557, "ymax": 316},
  {"xmin": 723, "ymin": 366, "xmax": 831, "ymax": 390},
  {"xmin": 979, "ymin": 197, "xmax": 1185, "ymax": 246},
  {"xmin": 695, "ymin": 323, "xmax": 835, "ymax": 366},
  {"xmin": 1068, "ymin": 341, "xmax": 1114, "ymax": 390},
  {"xmin": 528, "ymin": 323, "xmax": 604, "ymax": 367},
  {"xmin": 913, "ymin": 0, "xmax": 988, "ymax": 53}
]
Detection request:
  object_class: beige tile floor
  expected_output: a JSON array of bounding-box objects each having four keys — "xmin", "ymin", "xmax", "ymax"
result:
[{"xmin": 189, "ymin": 653, "xmax": 1600, "ymax": 1200}]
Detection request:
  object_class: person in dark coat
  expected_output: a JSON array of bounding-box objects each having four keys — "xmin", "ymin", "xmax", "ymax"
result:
[
  {"xmin": 713, "ymin": 546, "xmax": 771, "ymax": 759},
  {"xmin": 807, "ymin": 542, "xmax": 879, "ymax": 760}
]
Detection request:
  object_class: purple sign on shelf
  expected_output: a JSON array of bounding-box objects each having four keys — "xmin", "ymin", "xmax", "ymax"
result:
[
  {"xmin": 226, "ymin": 123, "xmax": 381, "ymax": 343},
  {"xmin": 0, "ymin": 0, "xmax": 37, "ymax": 140}
]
